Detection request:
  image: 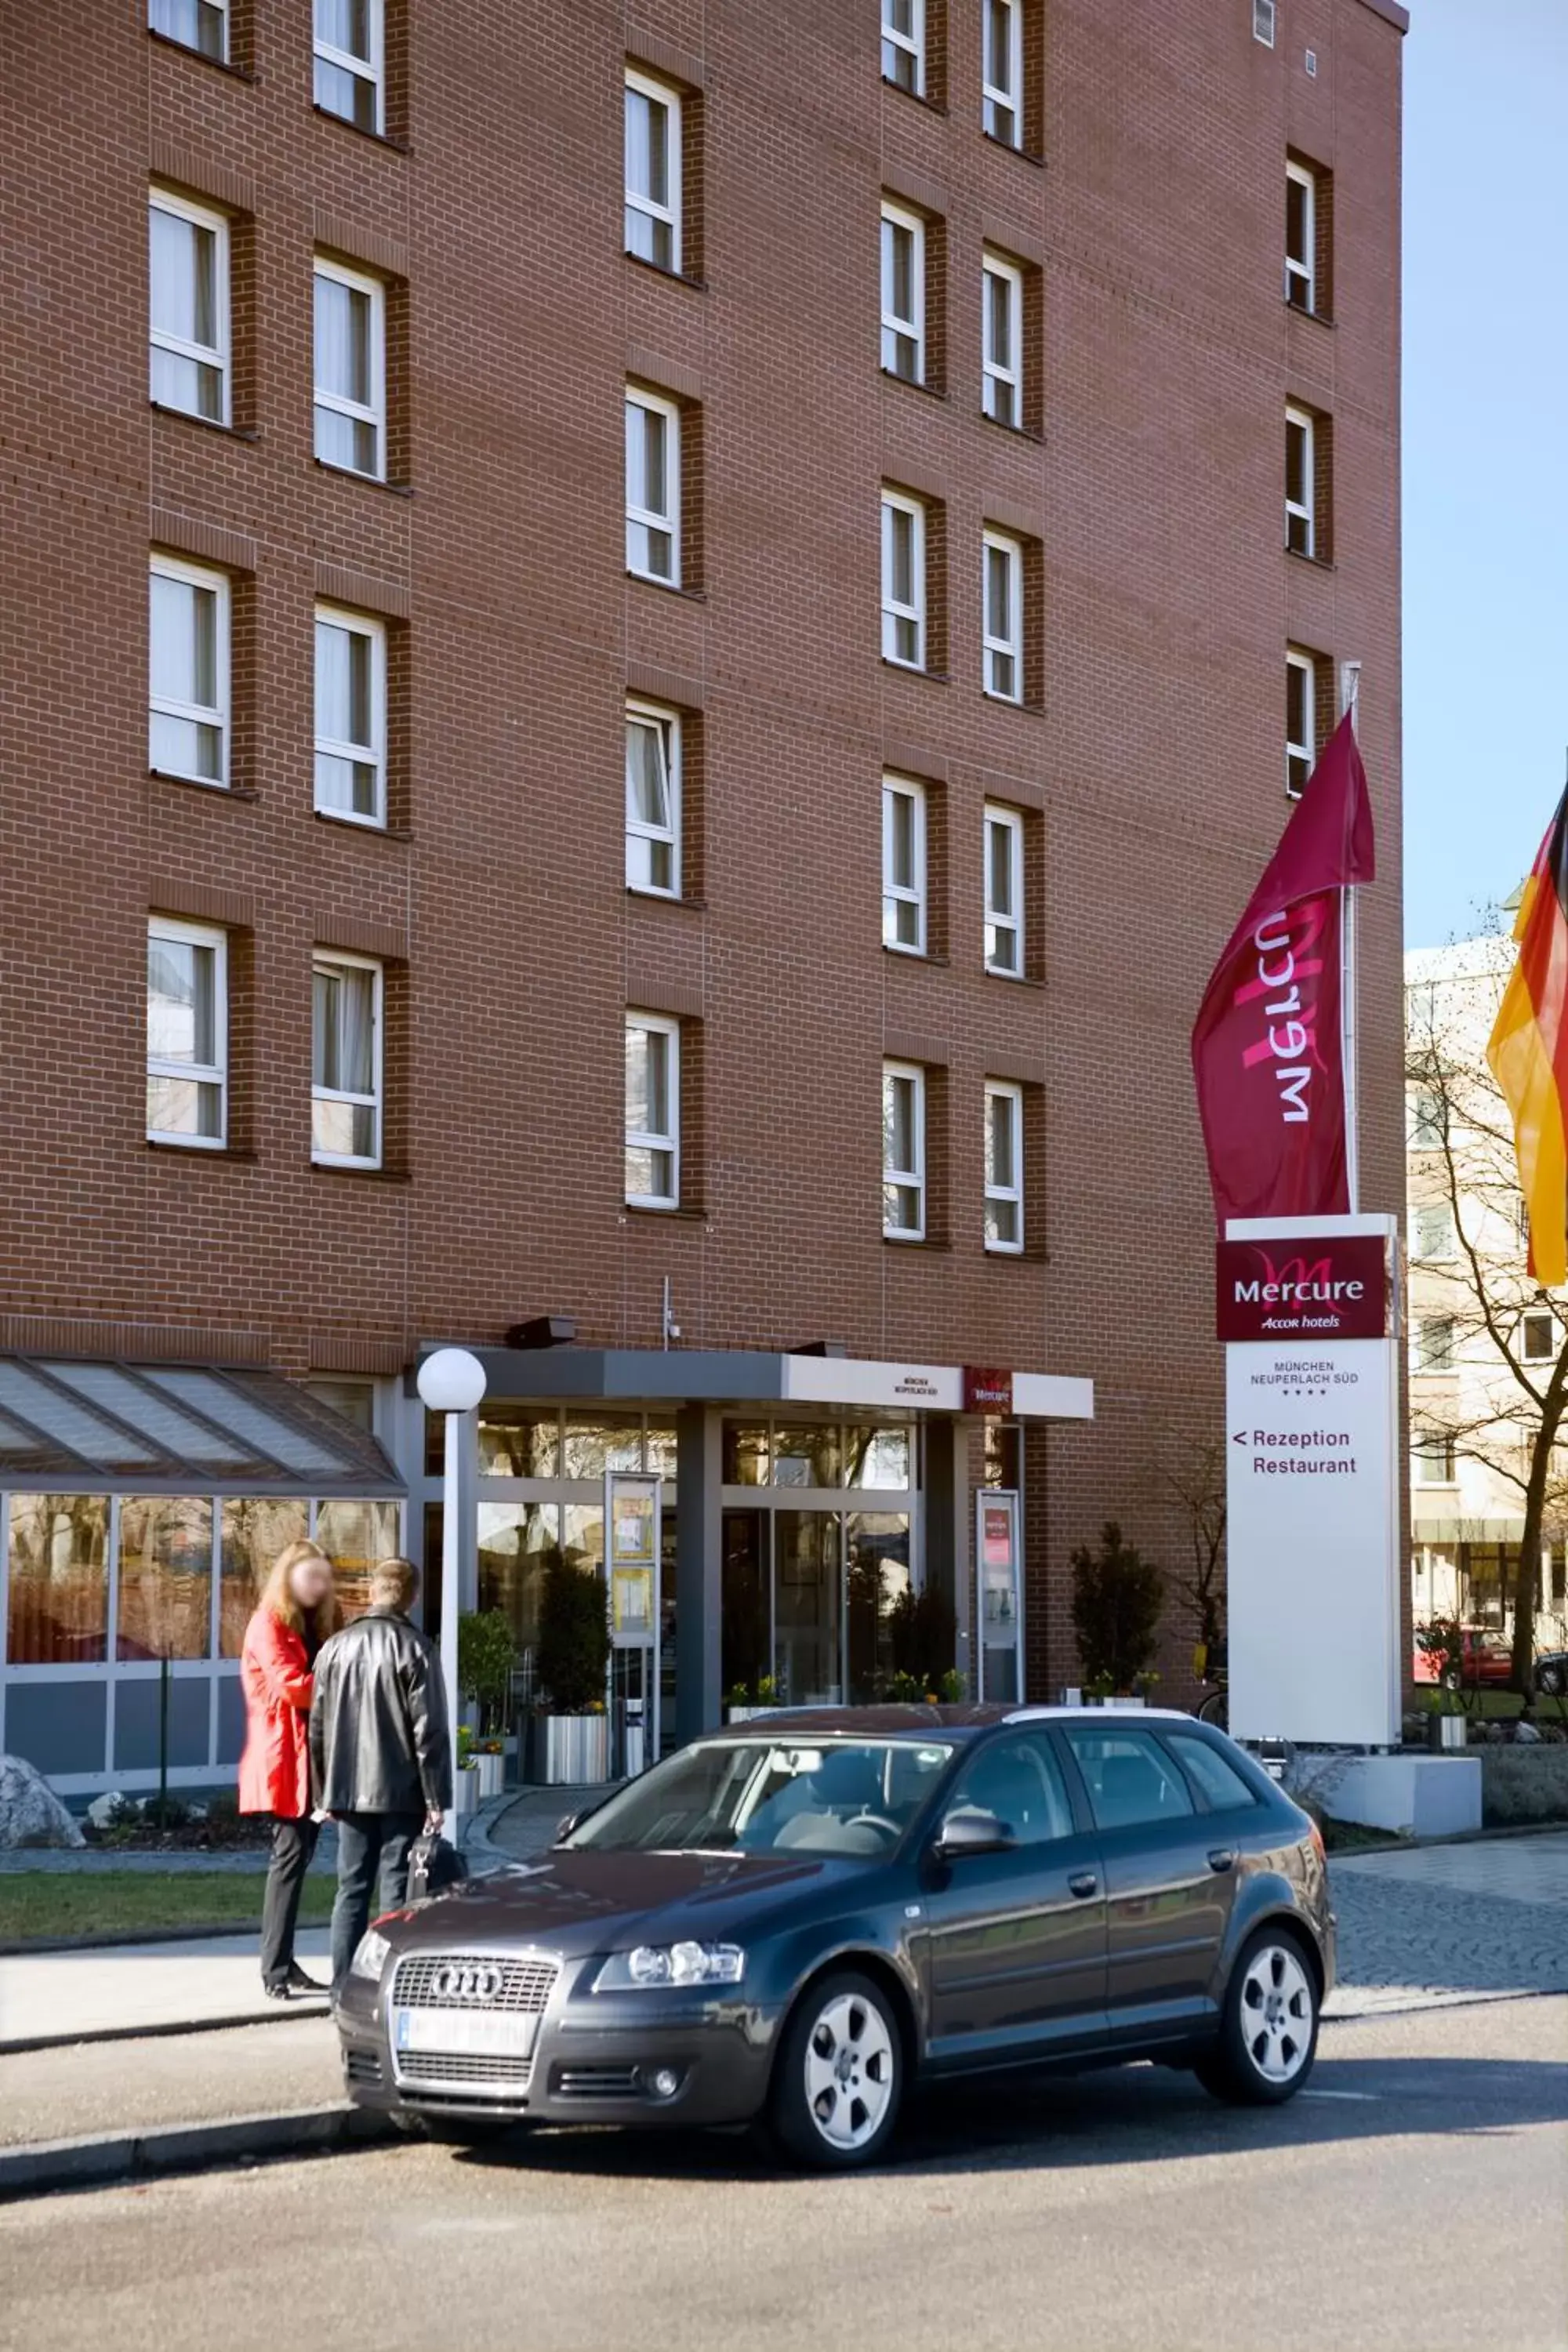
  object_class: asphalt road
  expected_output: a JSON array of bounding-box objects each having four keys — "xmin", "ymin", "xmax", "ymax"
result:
[{"xmin": 2, "ymin": 1996, "xmax": 1562, "ymax": 2352}]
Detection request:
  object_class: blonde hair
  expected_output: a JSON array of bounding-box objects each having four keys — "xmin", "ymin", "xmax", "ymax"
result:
[
  {"xmin": 259, "ymin": 1538, "xmax": 336, "ymax": 1640},
  {"xmin": 368, "ymin": 1555, "xmax": 419, "ymax": 1612}
]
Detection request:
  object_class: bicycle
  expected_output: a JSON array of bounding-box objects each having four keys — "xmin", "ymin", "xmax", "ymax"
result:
[{"xmin": 1192, "ymin": 1639, "xmax": 1228, "ymax": 1733}]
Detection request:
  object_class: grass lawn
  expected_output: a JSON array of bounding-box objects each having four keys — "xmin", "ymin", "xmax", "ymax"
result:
[
  {"xmin": 0, "ymin": 1871, "xmax": 334, "ymax": 1946},
  {"xmin": 1416, "ymin": 1689, "xmax": 1568, "ymax": 1722}
]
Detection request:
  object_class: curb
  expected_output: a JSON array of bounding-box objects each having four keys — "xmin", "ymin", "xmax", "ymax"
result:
[
  {"xmin": 0, "ymin": 2001, "xmax": 334, "ymax": 2059},
  {"xmin": 0, "ymin": 2102, "xmax": 396, "ymax": 2202}
]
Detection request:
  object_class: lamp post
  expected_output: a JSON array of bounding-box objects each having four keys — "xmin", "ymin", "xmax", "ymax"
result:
[{"xmin": 415, "ymin": 1348, "xmax": 488, "ymax": 1831}]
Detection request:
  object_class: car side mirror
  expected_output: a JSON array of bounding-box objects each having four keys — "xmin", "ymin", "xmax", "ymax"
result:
[
  {"xmin": 935, "ymin": 1806, "xmax": 1014, "ymax": 1859},
  {"xmin": 555, "ymin": 1809, "xmax": 583, "ymax": 1843}
]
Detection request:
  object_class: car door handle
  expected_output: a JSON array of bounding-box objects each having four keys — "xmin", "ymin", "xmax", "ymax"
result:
[
  {"xmin": 1067, "ymin": 1871, "xmax": 1098, "ymax": 1900},
  {"xmin": 1207, "ymin": 1848, "xmax": 1238, "ymax": 1875}
]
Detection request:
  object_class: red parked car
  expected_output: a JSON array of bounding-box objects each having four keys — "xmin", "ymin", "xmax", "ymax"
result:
[{"xmin": 1412, "ymin": 1626, "xmax": 1514, "ymax": 1689}]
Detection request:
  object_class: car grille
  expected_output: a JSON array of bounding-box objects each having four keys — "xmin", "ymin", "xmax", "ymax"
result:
[
  {"xmin": 554, "ymin": 2064, "xmax": 642, "ymax": 2100},
  {"xmin": 397, "ymin": 2051, "xmax": 533, "ymax": 2092},
  {"xmin": 344, "ymin": 2049, "xmax": 384, "ymax": 2087},
  {"xmin": 390, "ymin": 1953, "xmax": 558, "ymax": 2013}
]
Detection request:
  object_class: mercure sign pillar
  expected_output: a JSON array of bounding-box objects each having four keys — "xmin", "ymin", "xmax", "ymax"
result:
[{"xmin": 1219, "ymin": 1214, "xmax": 1401, "ymax": 1748}]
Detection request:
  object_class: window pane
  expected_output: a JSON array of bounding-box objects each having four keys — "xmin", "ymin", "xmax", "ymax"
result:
[
  {"xmin": 478, "ymin": 1407, "xmax": 561, "ymax": 1478},
  {"xmin": 1166, "ymin": 1734, "xmax": 1258, "ymax": 1812},
  {"xmin": 626, "ymin": 1024, "xmax": 668, "ymax": 1135},
  {"xmin": 773, "ymin": 1510, "xmax": 842, "ymax": 1706},
  {"xmin": 626, "ymin": 718, "xmax": 670, "ymax": 829},
  {"xmin": 478, "ymin": 1501, "xmax": 560, "ymax": 1654},
  {"xmin": 1287, "ymin": 176, "xmax": 1308, "ymax": 267},
  {"xmin": 773, "ymin": 1426, "xmax": 842, "ymax": 1486},
  {"xmin": 1066, "ymin": 1730, "xmax": 1196, "ymax": 1831},
  {"xmin": 988, "ymin": 1094, "xmax": 1016, "ymax": 1188},
  {"xmin": 5, "ymin": 1494, "xmax": 110, "ymax": 1664},
  {"xmin": 844, "ymin": 1428, "xmax": 911, "ymax": 1489},
  {"xmin": 314, "ymin": 964, "xmax": 375, "ymax": 1093},
  {"xmin": 315, "ymin": 276, "xmax": 370, "ymax": 405},
  {"xmin": 317, "ymin": 0, "xmax": 372, "ymax": 64},
  {"xmin": 219, "ymin": 1497, "xmax": 310, "ymax": 1657},
  {"xmin": 151, "ymin": 0, "xmax": 227, "ymax": 58},
  {"xmin": 563, "ymin": 1416, "xmax": 645, "ymax": 1478},
  {"xmin": 988, "ymin": 822, "xmax": 1015, "ymax": 915},
  {"xmin": 147, "ymin": 935, "xmax": 215, "ymax": 1066},
  {"xmin": 626, "ymin": 88, "xmax": 669, "ymax": 209},
  {"xmin": 314, "ymin": 1497, "xmax": 400, "ymax": 1624},
  {"xmin": 952, "ymin": 1735, "xmax": 1076, "ymax": 1845},
  {"xmin": 117, "ymin": 1495, "xmax": 212, "ymax": 1661}
]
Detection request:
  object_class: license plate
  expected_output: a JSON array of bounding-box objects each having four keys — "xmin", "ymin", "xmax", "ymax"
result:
[{"xmin": 394, "ymin": 2009, "xmax": 538, "ymax": 2060}]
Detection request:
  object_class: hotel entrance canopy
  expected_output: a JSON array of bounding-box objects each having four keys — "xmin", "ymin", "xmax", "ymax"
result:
[{"xmin": 452, "ymin": 1345, "xmax": 1094, "ymax": 1422}]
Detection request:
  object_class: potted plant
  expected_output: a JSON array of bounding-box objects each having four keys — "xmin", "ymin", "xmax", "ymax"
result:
[
  {"xmin": 1070, "ymin": 1523, "xmax": 1164, "ymax": 1707},
  {"xmin": 458, "ymin": 1609, "xmax": 517, "ymax": 1795},
  {"xmin": 725, "ymin": 1674, "xmax": 779, "ymax": 1723},
  {"xmin": 535, "ymin": 1555, "xmax": 612, "ymax": 1784},
  {"xmin": 1417, "ymin": 1618, "xmax": 1470, "ymax": 1749}
]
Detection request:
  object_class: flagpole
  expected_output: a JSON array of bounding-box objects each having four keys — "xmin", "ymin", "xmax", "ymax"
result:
[{"xmin": 1340, "ymin": 659, "xmax": 1363, "ymax": 1213}]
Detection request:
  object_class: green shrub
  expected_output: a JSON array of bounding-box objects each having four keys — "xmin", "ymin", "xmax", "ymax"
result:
[
  {"xmin": 459, "ymin": 1608, "xmax": 517, "ymax": 1733},
  {"xmin": 887, "ymin": 1584, "xmax": 957, "ymax": 1690},
  {"xmin": 1070, "ymin": 1522, "xmax": 1164, "ymax": 1692},
  {"xmin": 536, "ymin": 1557, "xmax": 610, "ymax": 1715}
]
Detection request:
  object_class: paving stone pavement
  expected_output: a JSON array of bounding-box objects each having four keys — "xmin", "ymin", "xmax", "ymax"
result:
[{"xmin": 1326, "ymin": 1832, "xmax": 1568, "ymax": 2016}]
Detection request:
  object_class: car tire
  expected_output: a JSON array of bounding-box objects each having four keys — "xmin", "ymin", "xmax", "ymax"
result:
[
  {"xmin": 770, "ymin": 1969, "xmax": 904, "ymax": 2169},
  {"xmin": 394, "ymin": 2111, "xmax": 519, "ymax": 2147},
  {"xmin": 1196, "ymin": 1928, "xmax": 1319, "ymax": 2107}
]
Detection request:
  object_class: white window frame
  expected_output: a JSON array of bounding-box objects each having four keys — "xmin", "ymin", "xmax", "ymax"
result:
[
  {"xmin": 982, "ymin": 250, "xmax": 1023, "ymax": 427},
  {"xmin": 984, "ymin": 804, "xmax": 1025, "ymax": 976},
  {"xmin": 626, "ymin": 700, "xmax": 681, "ymax": 898},
  {"xmin": 314, "ymin": 0, "xmax": 384, "ymax": 135},
  {"xmin": 880, "ymin": 201, "xmax": 925, "ymax": 384},
  {"xmin": 983, "ymin": 0, "xmax": 1024, "ymax": 147},
  {"xmin": 147, "ymin": 917, "xmax": 227, "ymax": 1150},
  {"xmin": 148, "ymin": 187, "xmax": 230, "ymax": 427},
  {"xmin": 1286, "ymin": 160, "xmax": 1316, "ymax": 314},
  {"xmin": 314, "ymin": 604, "xmax": 387, "ymax": 829},
  {"xmin": 1523, "ymin": 1311, "xmax": 1557, "ymax": 1364},
  {"xmin": 984, "ymin": 1080, "xmax": 1025, "ymax": 1254},
  {"xmin": 1286, "ymin": 404, "xmax": 1315, "ymax": 557},
  {"xmin": 149, "ymin": 0, "xmax": 229, "ymax": 62},
  {"xmin": 882, "ymin": 775, "xmax": 927, "ymax": 955},
  {"xmin": 982, "ymin": 528, "xmax": 1025, "ymax": 702},
  {"xmin": 313, "ymin": 256, "xmax": 387, "ymax": 482},
  {"xmin": 880, "ymin": 488, "xmax": 926, "ymax": 669},
  {"xmin": 883, "ymin": 1060, "xmax": 926, "ymax": 1243},
  {"xmin": 311, "ymin": 951, "xmax": 383, "ymax": 1172},
  {"xmin": 626, "ymin": 386, "xmax": 681, "ymax": 587},
  {"xmin": 1254, "ymin": 0, "xmax": 1277, "ymax": 48},
  {"xmin": 881, "ymin": 0, "xmax": 924, "ymax": 96},
  {"xmin": 1287, "ymin": 646, "xmax": 1316, "ymax": 800},
  {"xmin": 1411, "ymin": 1434, "xmax": 1457, "ymax": 1487},
  {"xmin": 148, "ymin": 553, "xmax": 230, "ymax": 789},
  {"xmin": 1415, "ymin": 1317, "xmax": 1455, "ymax": 1374},
  {"xmin": 625, "ymin": 68, "xmax": 682, "ymax": 274},
  {"xmin": 625, "ymin": 1012, "xmax": 680, "ymax": 1210}
]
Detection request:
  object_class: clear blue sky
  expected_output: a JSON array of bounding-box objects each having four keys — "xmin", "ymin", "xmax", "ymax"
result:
[{"xmin": 1403, "ymin": 0, "xmax": 1568, "ymax": 946}]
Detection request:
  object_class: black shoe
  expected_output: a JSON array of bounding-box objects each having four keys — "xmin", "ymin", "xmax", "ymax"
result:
[
  {"xmin": 263, "ymin": 1980, "xmax": 292, "ymax": 2002},
  {"xmin": 285, "ymin": 1965, "xmax": 327, "ymax": 1997}
]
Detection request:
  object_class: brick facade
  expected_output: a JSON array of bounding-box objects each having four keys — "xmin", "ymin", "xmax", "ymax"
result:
[{"xmin": 0, "ymin": 0, "xmax": 1404, "ymax": 1695}]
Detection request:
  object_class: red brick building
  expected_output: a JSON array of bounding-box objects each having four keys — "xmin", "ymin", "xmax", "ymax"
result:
[{"xmin": 0, "ymin": 0, "xmax": 1405, "ymax": 1791}]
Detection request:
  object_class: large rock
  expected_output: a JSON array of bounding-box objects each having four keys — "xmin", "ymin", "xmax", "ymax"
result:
[{"xmin": 0, "ymin": 1754, "xmax": 85, "ymax": 1849}]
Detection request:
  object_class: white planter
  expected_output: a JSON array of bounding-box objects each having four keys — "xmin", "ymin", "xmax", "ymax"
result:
[
  {"xmin": 543, "ymin": 1715, "xmax": 612, "ymax": 1785},
  {"xmin": 474, "ymin": 1751, "xmax": 505, "ymax": 1798},
  {"xmin": 453, "ymin": 1769, "xmax": 478, "ymax": 1816}
]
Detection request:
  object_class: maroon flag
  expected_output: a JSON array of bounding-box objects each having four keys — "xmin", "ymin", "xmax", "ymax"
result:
[{"xmin": 1191, "ymin": 716, "xmax": 1376, "ymax": 1226}]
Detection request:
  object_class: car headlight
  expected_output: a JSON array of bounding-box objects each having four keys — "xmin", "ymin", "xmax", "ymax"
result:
[
  {"xmin": 350, "ymin": 1927, "xmax": 391, "ymax": 1981},
  {"xmin": 594, "ymin": 1940, "xmax": 745, "ymax": 1991}
]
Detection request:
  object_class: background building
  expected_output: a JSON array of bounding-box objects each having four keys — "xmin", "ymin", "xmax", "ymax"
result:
[
  {"xmin": 1406, "ymin": 936, "xmax": 1568, "ymax": 1655},
  {"xmin": 0, "ymin": 0, "xmax": 1406, "ymax": 1790}
]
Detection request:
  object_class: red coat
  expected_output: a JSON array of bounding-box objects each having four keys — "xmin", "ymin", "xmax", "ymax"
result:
[{"xmin": 238, "ymin": 1608, "xmax": 314, "ymax": 1818}]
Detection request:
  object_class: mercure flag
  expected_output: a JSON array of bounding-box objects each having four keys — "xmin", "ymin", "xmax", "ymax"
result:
[
  {"xmin": 1191, "ymin": 716, "xmax": 1376, "ymax": 1226},
  {"xmin": 1487, "ymin": 786, "xmax": 1568, "ymax": 1287}
]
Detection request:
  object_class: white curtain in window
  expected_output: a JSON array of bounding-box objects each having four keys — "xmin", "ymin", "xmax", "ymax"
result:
[
  {"xmin": 315, "ymin": 275, "xmax": 368, "ymax": 405},
  {"xmin": 626, "ymin": 719, "xmax": 670, "ymax": 830},
  {"xmin": 314, "ymin": 964, "xmax": 374, "ymax": 1094}
]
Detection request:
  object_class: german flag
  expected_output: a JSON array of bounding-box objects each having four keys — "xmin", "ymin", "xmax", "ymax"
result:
[{"xmin": 1488, "ymin": 786, "xmax": 1568, "ymax": 1286}]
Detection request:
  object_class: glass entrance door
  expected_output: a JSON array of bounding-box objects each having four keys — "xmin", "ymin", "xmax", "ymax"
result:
[
  {"xmin": 720, "ymin": 1508, "xmax": 769, "ymax": 1705},
  {"xmin": 773, "ymin": 1510, "xmax": 841, "ymax": 1707}
]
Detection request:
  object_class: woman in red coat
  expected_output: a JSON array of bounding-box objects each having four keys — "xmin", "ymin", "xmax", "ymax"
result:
[{"xmin": 240, "ymin": 1539, "xmax": 336, "ymax": 1999}]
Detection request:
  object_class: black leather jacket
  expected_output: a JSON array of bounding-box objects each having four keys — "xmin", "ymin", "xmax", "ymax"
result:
[{"xmin": 309, "ymin": 1607, "xmax": 453, "ymax": 1817}]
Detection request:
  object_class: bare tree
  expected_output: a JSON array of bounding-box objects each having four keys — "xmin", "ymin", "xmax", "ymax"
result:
[
  {"xmin": 1153, "ymin": 1432, "xmax": 1227, "ymax": 1656},
  {"xmin": 1406, "ymin": 973, "xmax": 1563, "ymax": 1691}
]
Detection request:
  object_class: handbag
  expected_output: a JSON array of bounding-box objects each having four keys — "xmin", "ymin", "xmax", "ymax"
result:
[{"xmin": 405, "ymin": 1830, "xmax": 469, "ymax": 1903}]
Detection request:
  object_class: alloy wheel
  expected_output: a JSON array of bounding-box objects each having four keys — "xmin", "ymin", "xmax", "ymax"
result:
[
  {"xmin": 1239, "ymin": 1942, "xmax": 1314, "ymax": 2085},
  {"xmin": 802, "ymin": 1990, "xmax": 895, "ymax": 2151}
]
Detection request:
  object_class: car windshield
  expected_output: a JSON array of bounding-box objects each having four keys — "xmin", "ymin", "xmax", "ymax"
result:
[{"xmin": 561, "ymin": 1737, "xmax": 956, "ymax": 1858}]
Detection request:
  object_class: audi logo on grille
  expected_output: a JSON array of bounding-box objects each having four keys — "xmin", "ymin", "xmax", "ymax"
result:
[{"xmin": 430, "ymin": 1962, "xmax": 504, "ymax": 2003}]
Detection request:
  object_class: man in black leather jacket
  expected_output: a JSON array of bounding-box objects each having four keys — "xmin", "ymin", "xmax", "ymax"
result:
[{"xmin": 310, "ymin": 1556, "xmax": 453, "ymax": 1993}]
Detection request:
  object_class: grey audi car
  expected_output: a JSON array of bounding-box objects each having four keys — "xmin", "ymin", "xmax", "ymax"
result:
[{"xmin": 336, "ymin": 1705, "xmax": 1334, "ymax": 2169}]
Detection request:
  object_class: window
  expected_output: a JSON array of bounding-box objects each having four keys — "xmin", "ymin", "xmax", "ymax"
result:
[
  {"xmin": 1409, "ymin": 1087, "xmax": 1447, "ymax": 1150},
  {"xmin": 982, "ymin": 252, "xmax": 1023, "ymax": 427},
  {"xmin": 984, "ymin": 1081, "xmax": 1024, "ymax": 1253},
  {"xmin": 626, "ymin": 702, "xmax": 680, "ymax": 895},
  {"xmin": 883, "ymin": 1062, "xmax": 926, "ymax": 1241},
  {"xmin": 880, "ymin": 203, "xmax": 925, "ymax": 383},
  {"xmin": 304, "ymin": 1377, "xmax": 375, "ymax": 1432},
  {"xmin": 882, "ymin": 0, "xmax": 924, "ymax": 95},
  {"xmin": 314, "ymin": 259, "xmax": 385, "ymax": 479},
  {"xmin": 625, "ymin": 70, "xmax": 681, "ymax": 272},
  {"xmin": 1523, "ymin": 1311, "xmax": 1555, "ymax": 1364},
  {"xmin": 314, "ymin": 607, "xmax": 386, "ymax": 826},
  {"xmin": 314, "ymin": 0, "xmax": 383, "ymax": 133},
  {"xmin": 1166, "ymin": 1734, "xmax": 1258, "ymax": 1813},
  {"xmin": 312, "ymin": 953, "xmax": 383, "ymax": 1168},
  {"xmin": 1286, "ymin": 160, "xmax": 1316, "ymax": 314},
  {"xmin": 982, "ymin": 0, "xmax": 1023, "ymax": 145},
  {"xmin": 149, "ymin": 0, "xmax": 227, "ymax": 58},
  {"xmin": 626, "ymin": 1014, "xmax": 679, "ymax": 1208},
  {"xmin": 1286, "ymin": 405, "xmax": 1314, "ymax": 557},
  {"xmin": 1286, "ymin": 646, "xmax": 1316, "ymax": 799},
  {"xmin": 1413, "ymin": 1435, "xmax": 1457, "ymax": 1486},
  {"xmin": 626, "ymin": 387, "xmax": 680, "ymax": 585},
  {"xmin": 1253, "ymin": 0, "xmax": 1277, "ymax": 46},
  {"xmin": 149, "ymin": 190, "xmax": 229, "ymax": 425},
  {"xmin": 949, "ymin": 1733, "xmax": 1073, "ymax": 1842},
  {"xmin": 147, "ymin": 919, "xmax": 227, "ymax": 1148},
  {"xmin": 982, "ymin": 530, "xmax": 1024, "ymax": 702},
  {"xmin": 149, "ymin": 555, "xmax": 229, "ymax": 787},
  {"xmin": 1414, "ymin": 1203, "xmax": 1456, "ymax": 1261},
  {"xmin": 880, "ymin": 488, "xmax": 925, "ymax": 668},
  {"xmin": 984, "ymin": 804, "xmax": 1024, "ymax": 975},
  {"xmin": 1065, "ymin": 1729, "xmax": 1195, "ymax": 1831},
  {"xmin": 882, "ymin": 776, "xmax": 927, "ymax": 953},
  {"xmin": 1416, "ymin": 1317, "xmax": 1455, "ymax": 1373}
]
